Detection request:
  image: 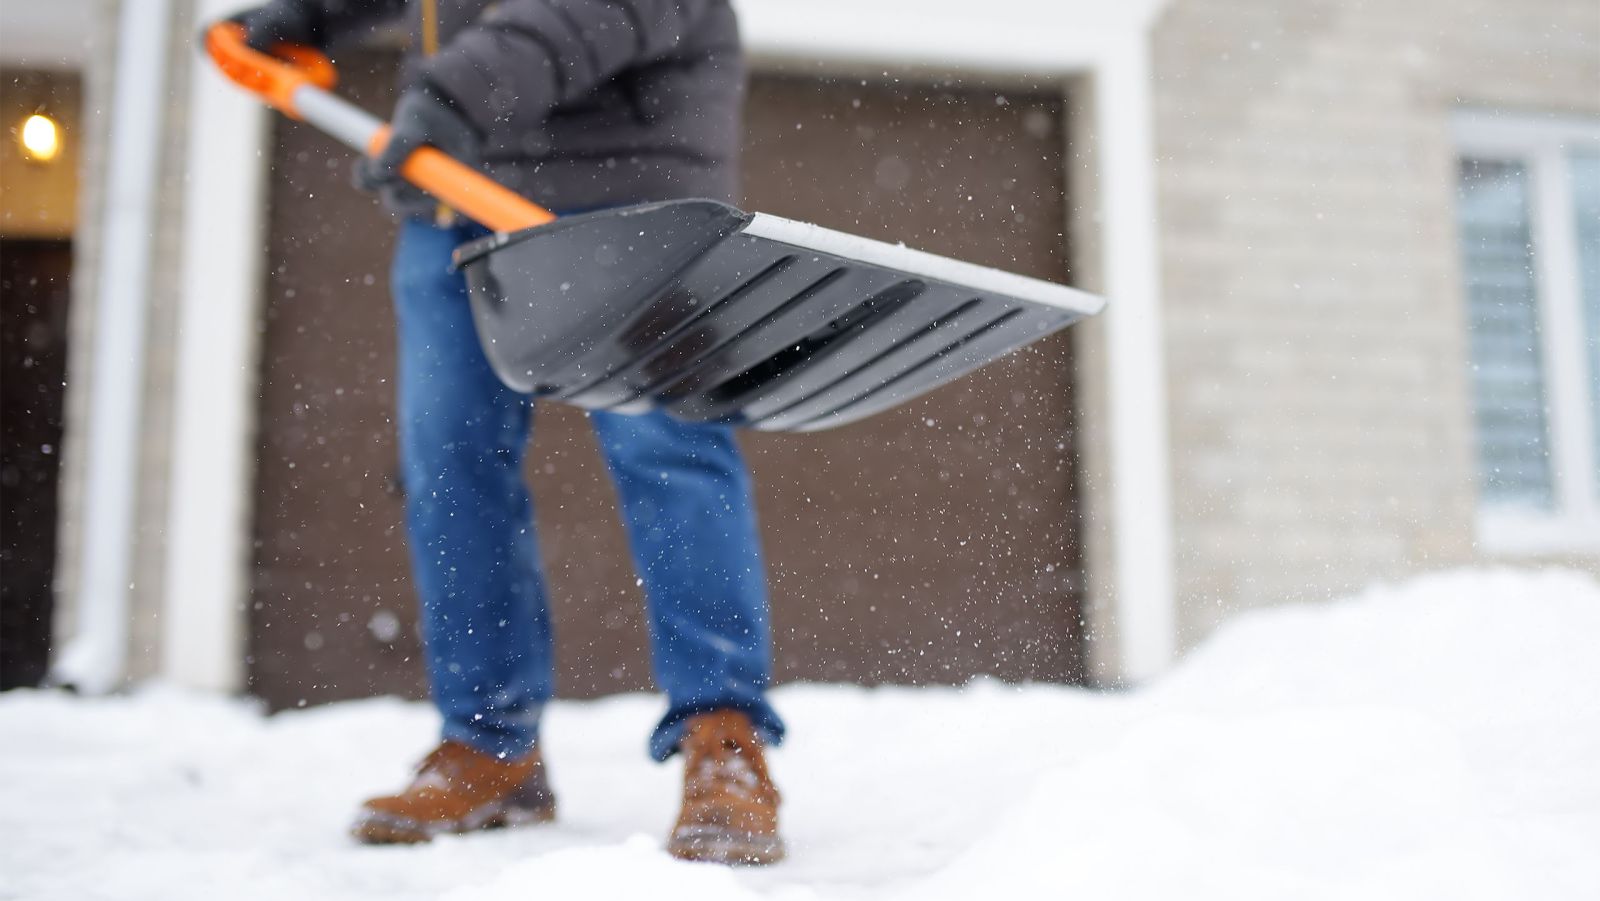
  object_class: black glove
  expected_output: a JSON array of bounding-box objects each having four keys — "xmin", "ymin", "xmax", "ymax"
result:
[
  {"xmin": 229, "ymin": 0, "xmax": 326, "ymax": 53},
  {"xmin": 352, "ymin": 81, "xmax": 484, "ymax": 221}
]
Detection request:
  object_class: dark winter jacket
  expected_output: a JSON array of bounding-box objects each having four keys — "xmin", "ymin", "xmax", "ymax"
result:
[{"xmin": 307, "ymin": 0, "xmax": 745, "ymax": 210}]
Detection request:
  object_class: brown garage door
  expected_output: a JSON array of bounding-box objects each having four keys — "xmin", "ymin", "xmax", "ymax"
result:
[
  {"xmin": 248, "ymin": 56, "xmax": 1084, "ymax": 710},
  {"xmin": 741, "ymin": 76, "xmax": 1083, "ymax": 685}
]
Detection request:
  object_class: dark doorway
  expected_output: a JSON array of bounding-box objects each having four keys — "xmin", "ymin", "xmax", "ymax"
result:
[
  {"xmin": 1, "ymin": 239, "xmax": 73, "ymax": 689},
  {"xmin": 248, "ymin": 59, "xmax": 1084, "ymax": 711}
]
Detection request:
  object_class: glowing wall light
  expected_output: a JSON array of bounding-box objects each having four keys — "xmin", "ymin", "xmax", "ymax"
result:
[{"xmin": 20, "ymin": 113, "xmax": 62, "ymax": 163}]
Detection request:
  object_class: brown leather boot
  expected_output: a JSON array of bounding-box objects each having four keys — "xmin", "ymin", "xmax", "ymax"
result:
[
  {"xmin": 666, "ymin": 710, "xmax": 785, "ymax": 865},
  {"xmin": 351, "ymin": 740, "xmax": 556, "ymax": 844}
]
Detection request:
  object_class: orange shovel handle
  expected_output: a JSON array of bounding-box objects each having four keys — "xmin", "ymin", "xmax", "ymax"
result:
[
  {"xmin": 204, "ymin": 22, "xmax": 337, "ymax": 118},
  {"xmin": 204, "ymin": 22, "xmax": 556, "ymax": 233},
  {"xmin": 366, "ymin": 126, "xmax": 558, "ymax": 233}
]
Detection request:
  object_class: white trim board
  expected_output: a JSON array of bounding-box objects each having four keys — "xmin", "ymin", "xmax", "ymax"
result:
[
  {"xmin": 734, "ymin": 0, "xmax": 1168, "ymax": 75},
  {"xmin": 160, "ymin": 0, "xmax": 274, "ymax": 691},
  {"xmin": 1089, "ymin": 34, "xmax": 1176, "ymax": 682},
  {"xmin": 155, "ymin": 0, "xmax": 1179, "ymax": 691}
]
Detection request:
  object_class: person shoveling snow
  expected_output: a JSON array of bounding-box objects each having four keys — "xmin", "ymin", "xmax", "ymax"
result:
[
  {"xmin": 220, "ymin": 0, "xmax": 787, "ymax": 863},
  {"xmin": 209, "ymin": 0, "xmax": 1108, "ymax": 865}
]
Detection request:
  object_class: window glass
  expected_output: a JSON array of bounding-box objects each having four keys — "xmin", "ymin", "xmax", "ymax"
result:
[
  {"xmin": 1570, "ymin": 151, "xmax": 1600, "ymax": 491},
  {"xmin": 1457, "ymin": 158, "xmax": 1554, "ymax": 509}
]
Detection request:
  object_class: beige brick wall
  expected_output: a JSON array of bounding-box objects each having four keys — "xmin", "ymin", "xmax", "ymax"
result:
[{"xmin": 1151, "ymin": 0, "xmax": 1600, "ymax": 645}]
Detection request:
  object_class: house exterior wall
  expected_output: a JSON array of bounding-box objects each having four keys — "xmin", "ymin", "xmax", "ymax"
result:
[
  {"xmin": 47, "ymin": 0, "xmax": 1596, "ymax": 690},
  {"xmin": 1151, "ymin": 0, "xmax": 1600, "ymax": 644}
]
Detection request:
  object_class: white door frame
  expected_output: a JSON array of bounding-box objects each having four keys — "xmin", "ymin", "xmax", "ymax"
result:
[
  {"xmin": 156, "ymin": 0, "xmax": 1177, "ymax": 690},
  {"xmin": 161, "ymin": 0, "xmax": 273, "ymax": 691}
]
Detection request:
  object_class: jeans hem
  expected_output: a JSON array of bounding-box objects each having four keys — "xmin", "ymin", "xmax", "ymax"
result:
[
  {"xmin": 648, "ymin": 699, "xmax": 785, "ymax": 762},
  {"xmin": 441, "ymin": 716, "xmax": 541, "ymax": 761}
]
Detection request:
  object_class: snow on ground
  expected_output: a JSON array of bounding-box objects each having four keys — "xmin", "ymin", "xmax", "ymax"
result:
[{"xmin": 3, "ymin": 568, "xmax": 1598, "ymax": 901}]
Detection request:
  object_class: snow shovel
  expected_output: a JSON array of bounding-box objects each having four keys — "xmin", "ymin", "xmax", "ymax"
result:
[{"xmin": 206, "ymin": 23, "xmax": 1105, "ymax": 432}]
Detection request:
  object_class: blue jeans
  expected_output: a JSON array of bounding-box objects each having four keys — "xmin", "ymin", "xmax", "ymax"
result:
[{"xmin": 391, "ymin": 219, "xmax": 783, "ymax": 761}]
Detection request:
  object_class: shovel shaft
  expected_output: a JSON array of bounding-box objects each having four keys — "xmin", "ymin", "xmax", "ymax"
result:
[{"xmin": 203, "ymin": 22, "xmax": 555, "ymax": 233}]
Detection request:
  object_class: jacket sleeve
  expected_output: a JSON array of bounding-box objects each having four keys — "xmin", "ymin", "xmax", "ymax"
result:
[
  {"xmin": 304, "ymin": 0, "xmax": 409, "ymax": 49},
  {"xmin": 422, "ymin": 0, "xmax": 730, "ymax": 133}
]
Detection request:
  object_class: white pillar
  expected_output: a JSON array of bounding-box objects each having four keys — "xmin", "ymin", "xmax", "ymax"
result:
[
  {"xmin": 1094, "ymin": 33, "xmax": 1177, "ymax": 681},
  {"xmin": 52, "ymin": 0, "xmax": 174, "ymax": 694},
  {"xmin": 160, "ymin": 0, "xmax": 272, "ymax": 691}
]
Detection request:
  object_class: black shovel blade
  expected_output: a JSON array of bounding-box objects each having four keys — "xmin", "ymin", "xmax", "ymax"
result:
[{"xmin": 454, "ymin": 200, "xmax": 1103, "ymax": 433}]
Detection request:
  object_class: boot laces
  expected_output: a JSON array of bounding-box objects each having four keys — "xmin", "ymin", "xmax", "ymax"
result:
[
  {"xmin": 413, "ymin": 741, "xmax": 477, "ymax": 788},
  {"xmin": 687, "ymin": 728, "xmax": 764, "ymax": 801}
]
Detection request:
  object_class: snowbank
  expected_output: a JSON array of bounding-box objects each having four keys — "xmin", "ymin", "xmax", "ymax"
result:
[{"xmin": 3, "ymin": 568, "xmax": 1597, "ymax": 900}]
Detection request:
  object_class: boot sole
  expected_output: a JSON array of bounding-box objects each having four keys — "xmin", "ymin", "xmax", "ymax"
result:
[
  {"xmin": 667, "ymin": 825, "xmax": 786, "ymax": 866},
  {"xmin": 352, "ymin": 799, "xmax": 557, "ymax": 845}
]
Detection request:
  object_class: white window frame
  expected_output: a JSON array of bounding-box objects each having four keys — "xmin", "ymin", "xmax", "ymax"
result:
[{"xmin": 1454, "ymin": 112, "xmax": 1600, "ymax": 556}]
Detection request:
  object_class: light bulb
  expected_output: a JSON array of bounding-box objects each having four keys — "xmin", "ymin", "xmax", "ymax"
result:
[{"xmin": 21, "ymin": 114, "xmax": 61, "ymax": 163}]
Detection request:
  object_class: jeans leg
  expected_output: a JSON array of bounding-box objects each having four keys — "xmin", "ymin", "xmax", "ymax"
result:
[
  {"xmin": 392, "ymin": 220, "xmax": 552, "ymax": 759},
  {"xmin": 589, "ymin": 409, "xmax": 785, "ymax": 761}
]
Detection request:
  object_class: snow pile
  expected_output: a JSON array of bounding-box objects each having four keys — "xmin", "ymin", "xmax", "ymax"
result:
[{"xmin": 3, "ymin": 568, "xmax": 1598, "ymax": 900}]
